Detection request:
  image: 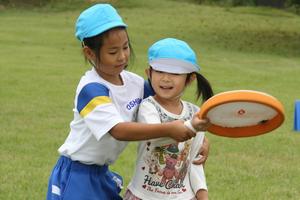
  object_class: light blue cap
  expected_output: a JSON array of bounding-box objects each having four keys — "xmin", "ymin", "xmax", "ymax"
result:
[
  {"xmin": 148, "ymin": 38, "xmax": 200, "ymax": 74},
  {"xmin": 75, "ymin": 4, "xmax": 127, "ymax": 41}
]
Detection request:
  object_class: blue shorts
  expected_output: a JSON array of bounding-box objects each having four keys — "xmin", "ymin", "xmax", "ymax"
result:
[{"xmin": 46, "ymin": 156, "xmax": 123, "ymax": 200}]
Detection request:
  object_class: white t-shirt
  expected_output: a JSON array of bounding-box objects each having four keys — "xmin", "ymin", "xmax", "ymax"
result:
[
  {"xmin": 127, "ymin": 96, "xmax": 207, "ymax": 200},
  {"xmin": 58, "ymin": 67, "xmax": 145, "ymax": 166}
]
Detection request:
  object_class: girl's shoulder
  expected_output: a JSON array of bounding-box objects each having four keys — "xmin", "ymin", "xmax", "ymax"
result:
[
  {"xmin": 182, "ymin": 100, "xmax": 200, "ymax": 114},
  {"xmin": 74, "ymin": 68, "xmax": 104, "ymax": 92},
  {"xmin": 140, "ymin": 96, "xmax": 155, "ymax": 107},
  {"xmin": 138, "ymin": 96, "xmax": 159, "ymax": 114},
  {"xmin": 122, "ymin": 70, "xmax": 144, "ymax": 83}
]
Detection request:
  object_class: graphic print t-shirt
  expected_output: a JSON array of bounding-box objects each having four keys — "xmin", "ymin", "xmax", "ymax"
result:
[{"xmin": 127, "ymin": 96, "xmax": 205, "ymax": 200}]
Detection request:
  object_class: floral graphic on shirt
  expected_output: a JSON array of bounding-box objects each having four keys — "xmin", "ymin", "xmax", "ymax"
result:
[
  {"xmin": 142, "ymin": 140, "xmax": 192, "ymax": 195},
  {"xmin": 144, "ymin": 151, "xmax": 160, "ymax": 175}
]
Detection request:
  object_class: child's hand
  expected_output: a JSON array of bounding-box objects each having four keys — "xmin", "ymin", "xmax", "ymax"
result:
[
  {"xmin": 196, "ymin": 189, "xmax": 208, "ymax": 200},
  {"xmin": 167, "ymin": 120, "xmax": 196, "ymax": 142},
  {"xmin": 193, "ymin": 136, "xmax": 209, "ymax": 165},
  {"xmin": 191, "ymin": 114, "xmax": 211, "ymax": 132}
]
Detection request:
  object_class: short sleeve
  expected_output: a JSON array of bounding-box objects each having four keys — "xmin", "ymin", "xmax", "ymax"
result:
[
  {"xmin": 137, "ymin": 100, "xmax": 160, "ymax": 124},
  {"xmin": 77, "ymin": 82, "xmax": 124, "ymax": 140}
]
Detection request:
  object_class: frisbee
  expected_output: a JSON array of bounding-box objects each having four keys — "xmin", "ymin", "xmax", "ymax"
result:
[{"xmin": 198, "ymin": 90, "xmax": 285, "ymax": 138}]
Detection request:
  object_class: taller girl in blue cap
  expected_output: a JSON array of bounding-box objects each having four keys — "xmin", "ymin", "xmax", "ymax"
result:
[{"xmin": 46, "ymin": 4, "xmax": 211, "ymax": 200}]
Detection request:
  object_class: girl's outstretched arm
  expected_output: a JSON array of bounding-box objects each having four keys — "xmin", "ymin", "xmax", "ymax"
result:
[{"xmin": 110, "ymin": 120, "xmax": 196, "ymax": 142}]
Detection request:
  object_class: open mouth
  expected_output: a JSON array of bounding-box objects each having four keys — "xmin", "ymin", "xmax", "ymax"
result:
[{"xmin": 160, "ymin": 85, "xmax": 173, "ymax": 90}]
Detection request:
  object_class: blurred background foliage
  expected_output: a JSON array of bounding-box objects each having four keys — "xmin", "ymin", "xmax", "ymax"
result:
[{"xmin": 0, "ymin": 0, "xmax": 299, "ymax": 12}]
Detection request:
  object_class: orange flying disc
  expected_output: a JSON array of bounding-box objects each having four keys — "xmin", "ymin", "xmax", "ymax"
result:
[{"xmin": 198, "ymin": 90, "xmax": 285, "ymax": 138}]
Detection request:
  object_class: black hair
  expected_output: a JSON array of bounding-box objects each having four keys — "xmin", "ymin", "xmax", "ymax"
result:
[
  {"xmin": 186, "ymin": 72, "xmax": 213, "ymax": 103},
  {"xmin": 148, "ymin": 67, "xmax": 213, "ymax": 104},
  {"xmin": 82, "ymin": 27, "xmax": 134, "ymax": 67}
]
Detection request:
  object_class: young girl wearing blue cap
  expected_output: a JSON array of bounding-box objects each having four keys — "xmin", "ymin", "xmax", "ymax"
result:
[
  {"xmin": 124, "ymin": 38, "xmax": 213, "ymax": 200},
  {"xmin": 46, "ymin": 4, "xmax": 211, "ymax": 200}
]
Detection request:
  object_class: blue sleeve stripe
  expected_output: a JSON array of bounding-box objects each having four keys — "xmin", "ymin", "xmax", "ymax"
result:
[{"xmin": 77, "ymin": 82, "xmax": 110, "ymax": 113}]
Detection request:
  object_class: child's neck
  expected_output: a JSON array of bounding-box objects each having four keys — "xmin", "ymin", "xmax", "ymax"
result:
[
  {"xmin": 154, "ymin": 95, "xmax": 183, "ymax": 115},
  {"xmin": 95, "ymin": 68, "xmax": 123, "ymax": 85},
  {"xmin": 106, "ymin": 75, "xmax": 123, "ymax": 85}
]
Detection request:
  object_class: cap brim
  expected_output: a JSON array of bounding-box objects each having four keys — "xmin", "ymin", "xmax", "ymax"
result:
[{"xmin": 149, "ymin": 58, "xmax": 199, "ymax": 74}]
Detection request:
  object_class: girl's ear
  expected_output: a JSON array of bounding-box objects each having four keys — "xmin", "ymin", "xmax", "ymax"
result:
[
  {"xmin": 186, "ymin": 73, "xmax": 196, "ymax": 85},
  {"xmin": 83, "ymin": 46, "xmax": 96, "ymax": 63}
]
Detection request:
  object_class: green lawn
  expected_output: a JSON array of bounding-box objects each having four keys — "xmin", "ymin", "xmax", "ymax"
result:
[{"xmin": 1, "ymin": 0, "xmax": 300, "ymax": 199}]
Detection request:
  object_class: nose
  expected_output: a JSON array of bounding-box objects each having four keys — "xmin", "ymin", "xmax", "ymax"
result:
[
  {"xmin": 118, "ymin": 50, "xmax": 127, "ymax": 62},
  {"xmin": 161, "ymin": 73, "xmax": 171, "ymax": 81}
]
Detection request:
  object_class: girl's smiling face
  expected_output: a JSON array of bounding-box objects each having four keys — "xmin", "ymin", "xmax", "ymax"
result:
[{"xmin": 147, "ymin": 68, "xmax": 188, "ymax": 102}]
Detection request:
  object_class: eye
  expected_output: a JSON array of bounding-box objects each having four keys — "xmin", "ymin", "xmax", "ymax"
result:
[{"xmin": 108, "ymin": 51, "xmax": 117, "ymax": 55}]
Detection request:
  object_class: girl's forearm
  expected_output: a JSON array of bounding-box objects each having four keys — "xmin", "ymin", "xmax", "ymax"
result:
[{"xmin": 109, "ymin": 122, "xmax": 171, "ymax": 141}]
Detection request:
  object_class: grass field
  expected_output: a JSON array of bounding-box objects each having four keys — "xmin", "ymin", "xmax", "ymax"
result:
[{"xmin": 1, "ymin": 0, "xmax": 300, "ymax": 199}]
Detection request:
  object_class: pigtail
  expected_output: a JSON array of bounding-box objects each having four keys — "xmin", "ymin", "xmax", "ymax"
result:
[{"xmin": 194, "ymin": 72, "xmax": 214, "ymax": 103}]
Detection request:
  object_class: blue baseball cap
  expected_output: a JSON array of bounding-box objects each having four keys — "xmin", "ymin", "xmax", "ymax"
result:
[
  {"xmin": 148, "ymin": 38, "xmax": 200, "ymax": 74},
  {"xmin": 75, "ymin": 4, "xmax": 127, "ymax": 41}
]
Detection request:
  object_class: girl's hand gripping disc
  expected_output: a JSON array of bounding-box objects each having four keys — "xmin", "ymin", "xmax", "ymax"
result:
[{"xmin": 198, "ymin": 90, "xmax": 285, "ymax": 138}]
